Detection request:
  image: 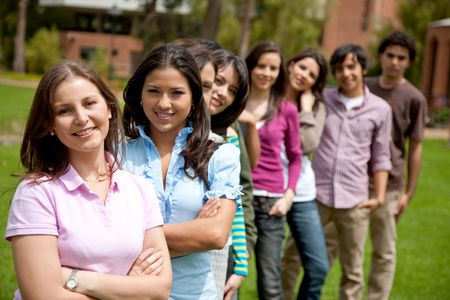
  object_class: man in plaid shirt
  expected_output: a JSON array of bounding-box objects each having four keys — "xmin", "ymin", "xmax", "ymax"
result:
[{"xmin": 312, "ymin": 44, "xmax": 392, "ymax": 300}]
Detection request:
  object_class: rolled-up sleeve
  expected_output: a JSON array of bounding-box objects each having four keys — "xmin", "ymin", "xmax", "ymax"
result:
[
  {"xmin": 371, "ymin": 104, "xmax": 393, "ymax": 172},
  {"xmin": 205, "ymin": 143, "xmax": 242, "ymax": 208}
]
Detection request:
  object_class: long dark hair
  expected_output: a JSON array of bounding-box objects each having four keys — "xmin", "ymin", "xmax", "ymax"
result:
[
  {"xmin": 245, "ymin": 41, "xmax": 285, "ymax": 121},
  {"xmin": 210, "ymin": 49, "xmax": 249, "ymax": 136},
  {"xmin": 286, "ymin": 48, "xmax": 328, "ymax": 111},
  {"xmin": 123, "ymin": 43, "xmax": 217, "ymax": 185},
  {"xmin": 20, "ymin": 60, "xmax": 124, "ymax": 181}
]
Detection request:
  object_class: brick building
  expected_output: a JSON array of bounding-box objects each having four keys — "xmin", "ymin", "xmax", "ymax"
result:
[
  {"xmin": 321, "ymin": 0, "xmax": 402, "ymax": 58},
  {"xmin": 39, "ymin": 0, "xmax": 146, "ymax": 78},
  {"xmin": 421, "ymin": 19, "xmax": 450, "ymax": 113}
]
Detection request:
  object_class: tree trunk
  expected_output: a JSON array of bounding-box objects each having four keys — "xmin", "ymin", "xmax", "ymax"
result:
[
  {"xmin": 142, "ymin": 0, "xmax": 158, "ymax": 51},
  {"xmin": 13, "ymin": 0, "xmax": 28, "ymax": 73},
  {"xmin": 202, "ymin": 0, "xmax": 222, "ymax": 40},
  {"xmin": 238, "ymin": 0, "xmax": 255, "ymax": 58}
]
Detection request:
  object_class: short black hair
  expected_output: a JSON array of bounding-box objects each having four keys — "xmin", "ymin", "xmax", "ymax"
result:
[
  {"xmin": 378, "ymin": 30, "xmax": 417, "ymax": 62},
  {"xmin": 330, "ymin": 44, "xmax": 368, "ymax": 75}
]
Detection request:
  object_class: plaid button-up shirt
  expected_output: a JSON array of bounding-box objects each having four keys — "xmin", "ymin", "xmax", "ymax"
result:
[{"xmin": 312, "ymin": 86, "xmax": 392, "ymax": 209}]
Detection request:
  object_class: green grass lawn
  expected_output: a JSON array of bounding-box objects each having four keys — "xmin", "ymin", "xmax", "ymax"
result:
[
  {"xmin": 0, "ymin": 139, "xmax": 449, "ymax": 299},
  {"xmin": 0, "ymin": 84, "xmax": 35, "ymax": 136},
  {"xmin": 240, "ymin": 139, "xmax": 450, "ymax": 300},
  {"xmin": 0, "ymin": 81, "xmax": 449, "ymax": 299},
  {"xmin": 0, "ymin": 144, "xmax": 23, "ymax": 300}
]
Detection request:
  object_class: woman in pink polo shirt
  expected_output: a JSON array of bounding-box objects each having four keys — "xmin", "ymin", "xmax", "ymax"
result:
[{"xmin": 5, "ymin": 60, "xmax": 171, "ymax": 299}]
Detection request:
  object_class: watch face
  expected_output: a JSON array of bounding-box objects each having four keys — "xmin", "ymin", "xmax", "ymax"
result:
[{"xmin": 67, "ymin": 278, "xmax": 77, "ymax": 289}]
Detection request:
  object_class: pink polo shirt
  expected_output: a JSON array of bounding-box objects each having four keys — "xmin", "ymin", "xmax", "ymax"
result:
[{"xmin": 6, "ymin": 165, "xmax": 163, "ymax": 278}]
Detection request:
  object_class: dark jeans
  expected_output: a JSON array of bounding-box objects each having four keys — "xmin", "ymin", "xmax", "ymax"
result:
[
  {"xmin": 287, "ymin": 200, "xmax": 329, "ymax": 300},
  {"xmin": 254, "ymin": 196, "xmax": 286, "ymax": 300}
]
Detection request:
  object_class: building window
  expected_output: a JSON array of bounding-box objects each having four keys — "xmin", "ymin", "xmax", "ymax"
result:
[{"xmin": 80, "ymin": 47, "xmax": 97, "ymax": 61}]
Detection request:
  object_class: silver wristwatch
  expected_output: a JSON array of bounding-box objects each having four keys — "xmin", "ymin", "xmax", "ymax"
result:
[{"xmin": 65, "ymin": 269, "xmax": 78, "ymax": 291}]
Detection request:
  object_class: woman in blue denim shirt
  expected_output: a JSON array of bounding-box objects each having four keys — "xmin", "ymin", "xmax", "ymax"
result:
[{"xmin": 121, "ymin": 43, "xmax": 242, "ymax": 300}]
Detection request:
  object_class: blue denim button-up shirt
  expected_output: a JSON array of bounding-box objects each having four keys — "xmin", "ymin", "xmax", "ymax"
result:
[{"xmin": 123, "ymin": 125, "xmax": 241, "ymax": 299}]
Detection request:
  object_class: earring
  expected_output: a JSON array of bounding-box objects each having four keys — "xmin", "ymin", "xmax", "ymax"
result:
[
  {"xmin": 50, "ymin": 132, "xmax": 55, "ymax": 136},
  {"xmin": 140, "ymin": 101, "xmax": 143, "ymax": 107}
]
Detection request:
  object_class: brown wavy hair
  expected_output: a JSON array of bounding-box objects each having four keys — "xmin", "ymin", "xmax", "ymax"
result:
[
  {"xmin": 245, "ymin": 41, "xmax": 285, "ymax": 122},
  {"xmin": 20, "ymin": 60, "xmax": 124, "ymax": 181},
  {"xmin": 286, "ymin": 48, "xmax": 328, "ymax": 111}
]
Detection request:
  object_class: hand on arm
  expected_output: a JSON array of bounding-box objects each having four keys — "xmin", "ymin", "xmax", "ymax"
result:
[
  {"xmin": 396, "ymin": 139, "xmax": 423, "ymax": 222},
  {"xmin": 197, "ymin": 198, "xmax": 221, "ymax": 219},
  {"xmin": 358, "ymin": 170, "xmax": 388, "ymax": 210},
  {"xmin": 61, "ymin": 227, "xmax": 172, "ymax": 300},
  {"xmin": 128, "ymin": 247, "xmax": 164, "ymax": 276},
  {"xmin": 269, "ymin": 188, "xmax": 295, "ymax": 217},
  {"xmin": 300, "ymin": 89, "xmax": 315, "ymax": 112}
]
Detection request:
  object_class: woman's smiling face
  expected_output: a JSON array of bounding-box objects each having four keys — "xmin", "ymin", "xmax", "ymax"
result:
[
  {"xmin": 141, "ymin": 67, "xmax": 192, "ymax": 137},
  {"xmin": 209, "ymin": 64, "xmax": 239, "ymax": 116}
]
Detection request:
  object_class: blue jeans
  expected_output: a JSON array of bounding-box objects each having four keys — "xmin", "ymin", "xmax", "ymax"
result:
[
  {"xmin": 287, "ymin": 200, "xmax": 329, "ymax": 300},
  {"xmin": 254, "ymin": 196, "xmax": 286, "ymax": 300}
]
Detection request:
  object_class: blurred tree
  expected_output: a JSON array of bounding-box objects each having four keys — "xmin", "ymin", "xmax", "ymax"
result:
[
  {"xmin": 398, "ymin": 0, "xmax": 450, "ymax": 86},
  {"xmin": 216, "ymin": 0, "xmax": 327, "ymax": 58},
  {"xmin": 13, "ymin": 0, "xmax": 28, "ymax": 73},
  {"xmin": 25, "ymin": 26, "xmax": 61, "ymax": 74},
  {"xmin": 202, "ymin": 0, "xmax": 223, "ymax": 40},
  {"xmin": 0, "ymin": 0, "xmax": 74, "ymax": 71},
  {"xmin": 139, "ymin": 0, "xmax": 158, "ymax": 50},
  {"xmin": 397, "ymin": 0, "xmax": 450, "ymax": 85},
  {"xmin": 238, "ymin": 0, "xmax": 255, "ymax": 58},
  {"xmin": 1, "ymin": 0, "xmax": 329, "ymax": 72},
  {"xmin": 364, "ymin": 0, "xmax": 449, "ymax": 86},
  {"xmin": 253, "ymin": 0, "xmax": 326, "ymax": 58},
  {"xmin": 0, "ymin": 0, "xmax": 18, "ymax": 68},
  {"xmin": 89, "ymin": 47, "xmax": 110, "ymax": 80},
  {"xmin": 137, "ymin": 0, "xmax": 205, "ymax": 51}
]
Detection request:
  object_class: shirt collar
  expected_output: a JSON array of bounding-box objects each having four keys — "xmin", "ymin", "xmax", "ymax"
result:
[
  {"xmin": 136, "ymin": 124, "xmax": 193, "ymax": 148},
  {"xmin": 333, "ymin": 85, "xmax": 371, "ymax": 109},
  {"xmin": 59, "ymin": 153, "xmax": 120, "ymax": 193}
]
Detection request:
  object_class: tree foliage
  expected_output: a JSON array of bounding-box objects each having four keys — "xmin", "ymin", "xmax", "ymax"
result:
[
  {"xmin": 25, "ymin": 26, "xmax": 62, "ymax": 73},
  {"xmin": 216, "ymin": 0, "xmax": 327, "ymax": 58},
  {"xmin": 249, "ymin": 0, "xmax": 325, "ymax": 58},
  {"xmin": 397, "ymin": 0, "xmax": 450, "ymax": 85},
  {"xmin": 367, "ymin": 0, "xmax": 450, "ymax": 85},
  {"xmin": 0, "ymin": 0, "xmax": 74, "ymax": 69},
  {"xmin": 13, "ymin": 0, "xmax": 28, "ymax": 73}
]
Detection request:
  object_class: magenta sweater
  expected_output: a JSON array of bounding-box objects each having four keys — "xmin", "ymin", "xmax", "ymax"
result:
[{"xmin": 252, "ymin": 100, "xmax": 302, "ymax": 193}]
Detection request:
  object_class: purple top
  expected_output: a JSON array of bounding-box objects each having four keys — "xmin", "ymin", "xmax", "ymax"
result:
[
  {"xmin": 252, "ymin": 100, "xmax": 302, "ymax": 193},
  {"xmin": 312, "ymin": 86, "xmax": 392, "ymax": 209}
]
